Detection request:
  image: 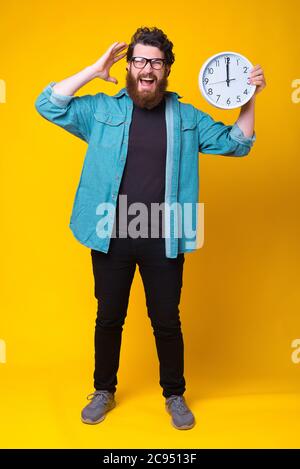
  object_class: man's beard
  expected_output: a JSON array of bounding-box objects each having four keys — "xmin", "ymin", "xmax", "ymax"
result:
[{"xmin": 126, "ymin": 70, "xmax": 168, "ymax": 109}]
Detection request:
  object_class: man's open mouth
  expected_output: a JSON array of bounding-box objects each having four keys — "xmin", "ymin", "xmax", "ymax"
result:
[{"xmin": 139, "ymin": 78, "xmax": 156, "ymax": 89}]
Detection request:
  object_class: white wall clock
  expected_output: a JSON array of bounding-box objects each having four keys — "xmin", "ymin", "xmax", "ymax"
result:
[{"xmin": 198, "ymin": 51, "xmax": 256, "ymax": 109}]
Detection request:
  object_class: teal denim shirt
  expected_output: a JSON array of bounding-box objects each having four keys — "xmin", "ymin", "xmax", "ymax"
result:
[{"xmin": 35, "ymin": 82, "xmax": 256, "ymax": 258}]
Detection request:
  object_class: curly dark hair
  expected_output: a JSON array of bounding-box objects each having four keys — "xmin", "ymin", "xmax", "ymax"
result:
[{"xmin": 126, "ymin": 26, "xmax": 175, "ymax": 66}]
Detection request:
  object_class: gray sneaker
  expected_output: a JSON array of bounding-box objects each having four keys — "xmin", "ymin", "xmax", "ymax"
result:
[
  {"xmin": 165, "ymin": 395, "xmax": 195, "ymax": 430},
  {"xmin": 81, "ymin": 390, "xmax": 116, "ymax": 424}
]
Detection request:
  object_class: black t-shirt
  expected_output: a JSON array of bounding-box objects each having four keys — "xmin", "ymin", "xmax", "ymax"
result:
[{"xmin": 113, "ymin": 96, "xmax": 167, "ymax": 238}]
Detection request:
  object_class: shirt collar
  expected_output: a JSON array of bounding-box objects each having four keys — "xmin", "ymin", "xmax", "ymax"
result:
[{"xmin": 112, "ymin": 87, "xmax": 183, "ymax": 100}]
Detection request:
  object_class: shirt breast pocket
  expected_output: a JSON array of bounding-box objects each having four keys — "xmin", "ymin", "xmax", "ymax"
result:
[
  {"xmin": 181, "ymin": 119, "xmax": 198, "ymax": 156},
  {"xmin": 92, "ymin": 111, "xmax": 126, "ymax": 148}
]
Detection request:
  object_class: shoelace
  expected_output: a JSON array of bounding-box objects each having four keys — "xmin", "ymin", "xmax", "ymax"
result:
[
  {"xmin": 86, "ymin": 391, "xmax": 112, "ymax": 406},
  {"xmin": 167, "ymin": 396, "xmax": 189, "ymax": 415}
]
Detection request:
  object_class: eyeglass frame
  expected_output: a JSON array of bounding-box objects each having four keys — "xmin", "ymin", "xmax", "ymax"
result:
[{"xmin": 129, "ymin": 56, "xmax": 167, "ymax": 70}]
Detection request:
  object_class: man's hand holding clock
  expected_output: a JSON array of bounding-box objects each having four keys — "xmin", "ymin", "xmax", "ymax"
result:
[{"xmin": 249, "ymin": 64, "xmax": 266, "ymax": 95}]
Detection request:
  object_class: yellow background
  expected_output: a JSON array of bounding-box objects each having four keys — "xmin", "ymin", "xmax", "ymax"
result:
[{"xmin": 0, "ymin": 0, "xmax": 300, "ymax": 449}]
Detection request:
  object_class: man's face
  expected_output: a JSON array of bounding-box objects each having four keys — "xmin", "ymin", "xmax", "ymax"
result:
[{"xmin": 126, "ymin": 43, "xmax": 170, "ymax": 109}]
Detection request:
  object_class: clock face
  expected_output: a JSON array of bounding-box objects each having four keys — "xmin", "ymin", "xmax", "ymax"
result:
[{"xmin": 198, "ymin": 51, "xmax": 256, "ymax": 109}]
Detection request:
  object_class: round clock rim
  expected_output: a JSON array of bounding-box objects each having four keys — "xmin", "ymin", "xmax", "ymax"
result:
[{"xmin": 198, "ymin": 51, "xmax": 256, "ymax": 110}]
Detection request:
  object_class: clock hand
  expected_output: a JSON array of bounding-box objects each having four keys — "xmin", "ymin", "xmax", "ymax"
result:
[
  {"xmin": 226, "ymin": 57, "xmax": 230, "ymax": 87},
  {"xmin": 208, "ymin": 78, "xmax": 236, "ymax": 85}
]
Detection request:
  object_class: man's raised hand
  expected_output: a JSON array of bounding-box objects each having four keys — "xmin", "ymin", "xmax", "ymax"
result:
[{"xmin": 91, "ymin": 41, "xmax": 128, "ymax": 84}]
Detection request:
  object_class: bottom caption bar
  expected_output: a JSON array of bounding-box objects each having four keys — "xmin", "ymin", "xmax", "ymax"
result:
[{"xmin": 0, "ymin": 449, "xmax": 299, "ymax": 464}]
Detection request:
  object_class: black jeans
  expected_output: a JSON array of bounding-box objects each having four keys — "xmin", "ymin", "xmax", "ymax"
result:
[{"xmin": 90, "ymin": 236, "xmax": 186, "ymax": 398}]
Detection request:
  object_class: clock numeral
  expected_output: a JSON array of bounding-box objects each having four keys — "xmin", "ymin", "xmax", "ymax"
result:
[
  {"xmin": 215, "ymin": 59, "xmax": 220, "ymax": 67},
  {"xmin": 216, "ymin": 95, "xmax": 221, "ymax": 102},
  {"xmin": 236, "ymin": 59, "xmax": 240, "ymax": 66},
  {"xmin": 208, "ymin": 67, "xmax": 214, "ymax": 74},
  {"xmin": 204, "ymin": 77, "xmax": 209, "ymax": 85},
  {"xmin": 243, "ymin": 89, "xmax": 248, "ymax": 95},
  {"xmin": 247, "ymin": 77, "xmax": 251, "ymax": 85},
  {"xmin": 243, "ymin": 66, "xmax": 248, "ymax": 73},
  {"xmin": 224, "ymin": 56, "xmax": 230, "ymax": 64},
  {"xmin": 236, "ymin": 95, "xmax": 241, "ymax": 103},
  {"xmin": 226, "ymin": 97, "xmax": 231, "ymax": 105},
  {"xmin": 208, "ymin": 88, "xmax": 213, "ymax": 95}
]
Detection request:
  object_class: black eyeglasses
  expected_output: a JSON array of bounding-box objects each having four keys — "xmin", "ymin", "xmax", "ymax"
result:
[{"xmin": 130, "ymin": 56, "xmax": 166, "ymax": 70}]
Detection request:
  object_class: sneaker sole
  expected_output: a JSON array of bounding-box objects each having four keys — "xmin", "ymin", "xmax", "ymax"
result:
[
  {"xmin": 171, "ymin": 420, "xmax": 196, "ymax": 430},
  {"xmin": 81, "ymin": 401, "xmax": 116, "ymax": 425}
]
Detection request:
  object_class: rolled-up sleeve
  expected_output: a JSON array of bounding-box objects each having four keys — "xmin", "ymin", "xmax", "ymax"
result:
[
  {"xmin": 34, "ymin": 81, "xmax": 98, "ymax": 143},
  {"xmin": 197, "ymin": 109, "xmax": 256, "ymax": 157}
]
